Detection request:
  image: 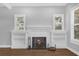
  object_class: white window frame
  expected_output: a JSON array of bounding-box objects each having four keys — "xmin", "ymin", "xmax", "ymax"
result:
[
  {"xmin": 14, "ymin": 14, "xmax": 26, "ymax": 32},
  {"xmin": 71, "ymin": 4, "xmax": 79, "ymax": 45},
  {"xmin": 53, "ymin": 14, "xmax": 64, "ymax": 32}
]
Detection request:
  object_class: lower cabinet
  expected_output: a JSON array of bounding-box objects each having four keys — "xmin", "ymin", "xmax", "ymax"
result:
[{"xmin": 11, "ymin": 31, "xmax": 27, "ymax": 49}]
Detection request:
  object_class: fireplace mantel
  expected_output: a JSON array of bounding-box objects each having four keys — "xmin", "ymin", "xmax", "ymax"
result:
[
  {"xmin": 11, "ymin": 26, "xmax": 54, "ymax": 49},
  {"xmin": 26, "ymin": 30, "xmax": 51, "ymax": 48}
]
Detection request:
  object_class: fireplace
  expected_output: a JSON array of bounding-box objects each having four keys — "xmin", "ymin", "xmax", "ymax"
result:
[{"xmin": 32, "ymin": 37, "xmax": 46, "ymax": 49}]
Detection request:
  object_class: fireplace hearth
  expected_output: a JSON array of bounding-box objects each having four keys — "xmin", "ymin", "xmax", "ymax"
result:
[{"xmin": 32, "ymin": 37, "xmax": 46, "ymax": 49}]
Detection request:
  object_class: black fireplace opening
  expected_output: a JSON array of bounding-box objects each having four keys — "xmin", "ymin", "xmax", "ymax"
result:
[{"xmin": 32, "ymin": 37, "xmax": 46, "ymax": 49}]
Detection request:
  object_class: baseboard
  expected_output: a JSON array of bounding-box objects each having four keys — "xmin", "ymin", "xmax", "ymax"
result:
[
  {"xmin": 67, "ymin": 47, "xmax": 79, "ymax": 56},
  {"xmin": 56, "ymin": 48, "xmax": 66, "ymax": 49},
  {"xmin": 0, "ymin": 45, "xmax": 10, "ymax": 48}
]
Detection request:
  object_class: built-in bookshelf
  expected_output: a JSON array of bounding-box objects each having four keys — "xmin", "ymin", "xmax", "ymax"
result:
[
  {"xmin": 53, "ymin": 14, "xmax": 64, "ymax": 32},
  {"xmin": 11, "ymin": 14, "xmax": 26, "ymax": 48},
  {"xmin": 14, "ymin": 15, "xmax": 25, "ymax": 32}
]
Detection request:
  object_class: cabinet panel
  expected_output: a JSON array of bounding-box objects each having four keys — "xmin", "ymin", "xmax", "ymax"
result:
[{"xmin": 11, "ymin": 32, "xmax": 26, "ymax": 49}]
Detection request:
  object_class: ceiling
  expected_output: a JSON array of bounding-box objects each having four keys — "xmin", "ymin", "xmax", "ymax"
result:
[
  {"xmin": 0, "ymin": 3, "xmax": 67, "ymax": 7},
  {"xmin": 10, "ymin": 3, "xmax": 67, "ymax": 7},
  {"xmin": 0, "ymin": 3, "xmax": 68, "ymax": 9}
]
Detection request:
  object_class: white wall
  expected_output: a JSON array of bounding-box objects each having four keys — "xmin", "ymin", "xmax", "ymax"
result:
[
  {"xmin": 0, "ymin": 7, "xmax": 13, "ymax": 46},
  {"xmin": 12, "ymin": 6, "xmax": 65, "ymax": 26},
  {"xmin": 12, "ymin": 6, "xmax": 66, "ymax": 48},
  {"xmin": 0, "ymin": 6, "xmax": 66, "ymax": 48},
  {"xmin": 66, "ymin": 3, "xmax": 79, "ymax": 54}
]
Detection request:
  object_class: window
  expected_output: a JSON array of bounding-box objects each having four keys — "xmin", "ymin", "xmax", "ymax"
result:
[
  {"xmin": 71, "ymin": 5, "xmax": 79, "ymax": 44},
  {"xmin": 14, "ymin": 15, "xmax": 25, "ymax": 32}
]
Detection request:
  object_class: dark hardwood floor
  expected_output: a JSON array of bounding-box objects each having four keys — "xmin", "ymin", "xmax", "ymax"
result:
[{"xmin": 0, "ymin": 48, "xmax": 77, "ymax": 56}]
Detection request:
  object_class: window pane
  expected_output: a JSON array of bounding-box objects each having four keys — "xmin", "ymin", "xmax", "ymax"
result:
[
  {"xmin": 74, "ymin": 25, "xmax": 79, "ymax": 40},
  {"xmin": 74, "ymin": 8, "xmax": 79, "ymax": 40},
  {"xmin": 74, "ymin": 9, "xmax": 79, "ymax": 24}
]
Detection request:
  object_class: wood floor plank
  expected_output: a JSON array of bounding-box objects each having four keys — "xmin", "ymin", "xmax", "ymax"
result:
[{"xmin": 0, "ymin": 48, "xmax": 77, "ymax": 56}]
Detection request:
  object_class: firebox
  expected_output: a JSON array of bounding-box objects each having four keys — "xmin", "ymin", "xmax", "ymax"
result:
[{"xmin": 32, "ymin": 37, "xmax": 46, "ymax": 49}]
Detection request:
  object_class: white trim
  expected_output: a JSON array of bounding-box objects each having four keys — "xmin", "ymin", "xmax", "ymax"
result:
[
  {"xmin": 57, "ymin": 47, "xmax": 66, "ymax": 49},
  {"xmin": 11, "ymin": 46, "xmax": 26, "ymax": 49},
  {"xmin": 11, "ymin": 47, "xmax": 26, "ymax": 49},
  {"xmin": 53, "ymin": 30, "xmax": 65, "ymax": 33},
  {"xmin": 71, "ymin": 40, "xmax": 79, "ymax": 45},
  {"xmin": 67, "ymin": 47, "xmax": 79, "ymax": 56},
  {"xmin": 2, "ymin": 3, "xmax": 12, "ymax": 10},
  {"xmin": 26, "ymin": 25, "xmax": 52, "ymax": 32},
  {"xmin": 26, "ymin": 25, "xmax": 52, "ymax": 28},
  {"xmin": 0, "ymin": 45, "xmax": 10, "ymax": 48},
  {"xmin": 71, "ymin": 4, "xmax": 79, "ymax": 11}
]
